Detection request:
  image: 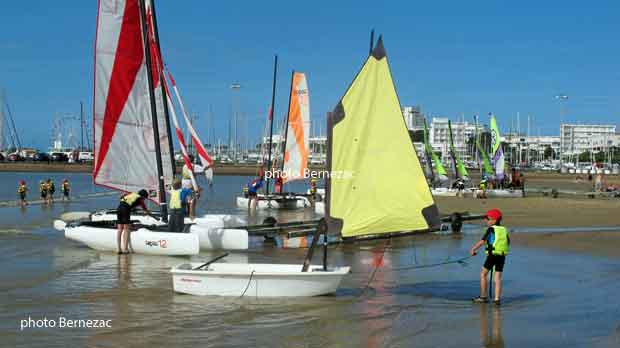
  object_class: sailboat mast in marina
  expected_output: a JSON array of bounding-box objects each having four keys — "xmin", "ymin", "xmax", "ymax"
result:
[{"xmin": 265, "ymin": 55, "xmax": 278, "ymax": 195}]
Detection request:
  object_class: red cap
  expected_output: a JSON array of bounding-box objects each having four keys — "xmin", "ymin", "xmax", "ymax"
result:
[
  {"xmin": 20, "ymin": 180, "xmax": 25, "ymax": 185},
  {"xmin": 486, "ymin": 209, "xmax": 502, "ymax": 220}
]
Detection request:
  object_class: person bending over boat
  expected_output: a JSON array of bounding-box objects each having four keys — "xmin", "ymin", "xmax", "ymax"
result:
[
  {"xmin": 247, "ymin": 175, "xmax": 264, "ymax": 210},
  {"xmin": 17, "ymin": 180, "xmax": 28, "ymax": 207},
  {"xmin": 470, "ymin": 209, "xmax": 510, "ymax": 306},
  {"xmin": 117, "ymin": 189, "xmax": 151, "ymax": 254}
]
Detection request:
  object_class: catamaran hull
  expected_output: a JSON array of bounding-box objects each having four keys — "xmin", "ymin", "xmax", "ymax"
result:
[
  {"xmin": 431, "ymin": 188, "xmax": 458, "ymax": 197},
  {"xmin": 171, "ymin": 263, "xmax": 350, "ymax": 297},
  {"xmin": 236, "ymin": 196, "xmax": 309, "ymax": 210},
  {"xmin": 481, "ymin": 189, "xmax": 523, "ymax": 198},
  {"xmin": 64, "ymin": 212, "xmax": 249, "ymax": 250},
  {"xmin": 64, "ymin": 225, "xmax": 199, "ymax": 256}
]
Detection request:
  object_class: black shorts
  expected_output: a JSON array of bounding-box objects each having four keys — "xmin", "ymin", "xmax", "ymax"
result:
[
  {"xmin": 41, "ymin": 192, "xmax": 47, "ymax": 198},
  {"xmin": 19, "ymin": 193, "xmax": 26, "ymax": 200},
  {"xmin": 248, "ymin": 191, "xmax": 258, "ymax": 198},
  {"xmin": 117, "ymin": 203, "xmax": 131, "ymax": 224},
  {"xmin": 483, "ymin": 254, "xmax": 506, "ymax": 272}
]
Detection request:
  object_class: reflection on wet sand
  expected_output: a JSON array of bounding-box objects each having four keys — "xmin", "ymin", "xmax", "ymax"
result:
[{"xmin": 479, "ymin": 305, "xmax": 504, "ymax": 348}]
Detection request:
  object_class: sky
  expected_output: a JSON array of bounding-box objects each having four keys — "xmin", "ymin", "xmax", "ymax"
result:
[{"xmin": 1, "ymin": 0, "xmax": 619, "ymax": 150}]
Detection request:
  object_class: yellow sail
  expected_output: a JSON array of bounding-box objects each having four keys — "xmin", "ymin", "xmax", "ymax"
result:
[{"xmin": 326, "ymin": 37, "xmax": 439, "ymax": 238}]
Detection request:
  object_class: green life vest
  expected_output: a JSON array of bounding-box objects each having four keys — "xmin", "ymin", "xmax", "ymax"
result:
[
  {"xmin": 169, "ymin": 189, "xmax": 182, "ymax": 209},
  {"xmin": 489, "ymin": 225, "xmax": 509, "ymax": 255},
  {"xmin": 121, "ymin": 192, "xmax": 140, "ymax": 206}
]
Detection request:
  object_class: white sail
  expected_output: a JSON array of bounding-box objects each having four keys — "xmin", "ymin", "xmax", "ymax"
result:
[
  {"xmin": 93, "ymin": 0, "xmax": 167, "ymax": 202},
  {"xmin": 282, "ymin": 72, "xmax": 310, "ymax": 182}
]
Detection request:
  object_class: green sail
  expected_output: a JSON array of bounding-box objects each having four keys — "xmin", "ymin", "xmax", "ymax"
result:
[
  {"xmin": 325, "ymin": 37, "xmax": 439, "ymax": 238},
  {"xmin": 448, "ymin": 120, "xmax": 469, "ymax": 179},
  {"xmin": 423, "ymin": 120, "xmax": 447, "ymax": 176},
  {"xmin": 476, "ymin": 132, "xmax": 493, "ymax": 176}
]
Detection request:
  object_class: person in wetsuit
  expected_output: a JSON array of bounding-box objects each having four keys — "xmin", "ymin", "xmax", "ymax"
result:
[{"xmin": 116, "ymin": 189, "xmax": 151, "ymax": 254}]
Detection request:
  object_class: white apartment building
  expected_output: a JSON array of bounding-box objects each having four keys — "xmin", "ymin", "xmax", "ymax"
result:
[
  {"xmin": 560, "ymin": 124, "xmax": 616, "ymax": 156},
  {"xmin": 429, "ymin": 117, "xmax": 485, "ymax": 162},
  {"xmin": 402, "ymin": 106, "xmax": 425, "ymax": 130}
]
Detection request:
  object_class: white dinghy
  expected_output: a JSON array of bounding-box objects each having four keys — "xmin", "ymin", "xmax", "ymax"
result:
[{"xmin": 172, "ymin": 261, "xmax": 349, "ymax": 297}]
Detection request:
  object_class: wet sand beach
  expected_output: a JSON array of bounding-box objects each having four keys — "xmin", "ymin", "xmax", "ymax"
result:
[{"xmin": 1, "ymin": 172, "xmax": 619, "ymax": 347}]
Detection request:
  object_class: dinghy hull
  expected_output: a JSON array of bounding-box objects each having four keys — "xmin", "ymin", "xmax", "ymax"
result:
[{"xmin": 171, "ymin": 263, "xmax": 350, "ymax": 297}]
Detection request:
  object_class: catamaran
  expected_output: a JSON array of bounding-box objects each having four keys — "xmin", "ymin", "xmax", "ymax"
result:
[
  {"xmin": 54, "ymin": 0, "xmax": 248, "ymax": 254},
  {"xmin": 236, "ymin": 67, "xmax": 312, "ymax": 210},
  {"xmin": 172, "ymin": 35, "xmax": 441, "ymax": 296}
]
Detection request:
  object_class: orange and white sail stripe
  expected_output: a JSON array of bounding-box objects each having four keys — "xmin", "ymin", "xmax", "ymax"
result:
[{"xmin": 283, "ymin": 72, "xmax": 310, "ymax": 183}]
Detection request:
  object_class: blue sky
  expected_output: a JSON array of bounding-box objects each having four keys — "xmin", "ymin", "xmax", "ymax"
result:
[{"xmin": 1, "ymin": 0, "xmax": 619, "ymax": 149}]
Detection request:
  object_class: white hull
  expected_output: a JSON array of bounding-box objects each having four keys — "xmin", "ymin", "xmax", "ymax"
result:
[
  {"xmin": 171, "ymin": 262, "xmax": 350, "ymax": 297},
  {"xmin": 64, "ymin": 224, "xmax": 199, "ymax": 256},
  {"xmin": 484, "ymin": 189, "xmax": 523, "ymax": 198},
  {"xmin": 236, "ymin": 195, "xmax": 309, "ymax": 210},
  {"xmin": 314, "ymin": 201, "xmax": 325, "ymax": 215},
  {"xmin": 431, "ymin": 188, "xmax": 458, "ymax": 197},
  {"xmin": 61, "ymin": 212, "xmax": 249, "ymax": 250}
]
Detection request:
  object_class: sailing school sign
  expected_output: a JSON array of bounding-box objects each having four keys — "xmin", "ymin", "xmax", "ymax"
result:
[{"xmin": 265, "ymin": 169, "xmax": 353, "ymax": 180}]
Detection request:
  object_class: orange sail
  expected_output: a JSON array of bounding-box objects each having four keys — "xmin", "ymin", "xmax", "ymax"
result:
[{"xmin": 282, "ymin": 72, "xmax": 310, "ymax": 183}]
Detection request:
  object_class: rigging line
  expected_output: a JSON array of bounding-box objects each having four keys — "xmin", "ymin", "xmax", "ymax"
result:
[
  {"xmin": 239, "ymin": 270, "xmax": 256, "ymax": 298},
  {"xmin": 351, "ymin": 254, "xmax": 473, "ymax": 275},
  {"xmin": 358, "ymin": 238, "xmax": 391, "ymax": 298}
]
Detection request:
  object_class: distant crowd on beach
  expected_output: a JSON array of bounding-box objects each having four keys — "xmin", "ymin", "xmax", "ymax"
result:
[{"xmin": 17, "ymin": 178, "xmax": 71, "ymax": 207}]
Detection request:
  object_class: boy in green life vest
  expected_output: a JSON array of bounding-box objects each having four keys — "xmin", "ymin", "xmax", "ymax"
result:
[{"xmin": 470, "ymin": 208, "xmax": 510, "ymax": 306}]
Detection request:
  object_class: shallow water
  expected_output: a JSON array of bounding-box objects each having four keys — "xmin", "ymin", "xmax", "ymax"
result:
[{"xmin": 1, "ymin": 173, "xmax": 619, "ymax": 347}]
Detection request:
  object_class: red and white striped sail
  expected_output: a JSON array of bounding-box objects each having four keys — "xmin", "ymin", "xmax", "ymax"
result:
[
  {"xmin": 282, "ymin": 72, "xmax": 310, "ymax": 183},
  {"xmin": 93, "ymin": 0, "xmax": 169, "ymax": 202},
  {"xmin": 166, "ymin": 69, "xmax": 214, "ymax": 169},
  {"xmin": 145, "ymin": 0, "xmax": 174, "ymax": 186}
]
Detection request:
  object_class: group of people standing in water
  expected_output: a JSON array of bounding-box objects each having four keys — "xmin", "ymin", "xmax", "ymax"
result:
[{"xmin": 17, "ymin": 178, "xmax": 70, "ymax": 207}]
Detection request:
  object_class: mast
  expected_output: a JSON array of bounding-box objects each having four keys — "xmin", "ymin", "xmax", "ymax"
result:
[
  {"xmin": 80, "ymin": 101, "xmax": 84, "ymax": 151},
  {"xmin": 369, "ymin": 29, "xmax": 375, "ymax": 55},
  {"xmin": 280, "ymin": 70, "xmax": 295, "ymax": 176},
  {"xmin": 448, "ymin": 120, "xmax": 459, "ymax": 179},
  {"xmin": 148, "ymin": 0, "xmax": 176, "ymax": 175},
  {"xmin": 138, "ymin": 0, "xmax": 168, "ymax": 221},
  {"xmin": 423, "ymin": 118, "xmax": 435, "ymax": 184},
  {"xmin": 265, "ymin": 55, "xmax": 278, "ymax": 195}
]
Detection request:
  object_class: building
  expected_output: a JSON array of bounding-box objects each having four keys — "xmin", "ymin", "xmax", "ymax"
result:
[
  {"xmin": 429, "ymin": 117, "xmax": 486, "ymax": 163},
  {"xmin": 504, "ymin": 135, "xmax": 561, "ymax": 164},
  {"xmin": 402, "ymin": 106, "xmax": 425, "ymax": 130},
  {"xmin": 560, "ymin": 124, "xmax": 616, "ymax": 157}
]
